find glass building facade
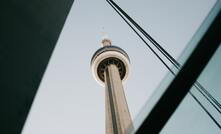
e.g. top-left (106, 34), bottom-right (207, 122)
top-left (133, 1), bottom-right (221, 133)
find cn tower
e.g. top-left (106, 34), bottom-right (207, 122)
top-left (91, 38), bottom-right (134, 134)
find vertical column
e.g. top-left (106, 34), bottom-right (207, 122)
top-left (106, 87), bottom-right (114, 134)
top-left (105, 64), bottom-right (134, 134)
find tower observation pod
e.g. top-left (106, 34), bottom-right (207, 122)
top-left (91, 38), bottom-right (134, 134)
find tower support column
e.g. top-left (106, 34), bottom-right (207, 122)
top-left (105, 64), bottom-right (133, 134)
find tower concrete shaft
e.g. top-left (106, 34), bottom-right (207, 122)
top-left (105, 64), bottom-right (133, 134)
top-left (91, 38), bottom-right (133, 134)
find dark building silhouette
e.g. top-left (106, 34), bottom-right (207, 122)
top-left (0, 0), bottom-right (74, 133)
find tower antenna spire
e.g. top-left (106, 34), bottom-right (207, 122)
top-left (101, 28), bottom-right (112, 46)
top-left (101, 38), bottom-right (112, 46)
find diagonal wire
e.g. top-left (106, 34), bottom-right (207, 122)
top-left (106, 0), bottom-right (176, 76)
top-left (190, 92), bottom-right (221, 129)
top-left (106, 0), bottom-right (221, 128)
top-left (106, 0), bottom-right (221, 114)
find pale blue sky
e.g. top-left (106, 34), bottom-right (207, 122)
top-left (22, 0), bottom-right (217, 133)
